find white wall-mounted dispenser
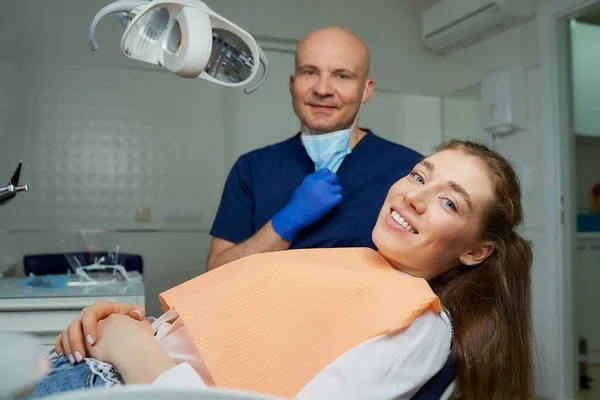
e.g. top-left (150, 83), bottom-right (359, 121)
top-left (481, 65), bottom-right (527, 135)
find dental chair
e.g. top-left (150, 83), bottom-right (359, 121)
top-left (45, 386), bottom-right (280, 400)
top-left (37, 361), bottom-right (456, 400)
top-left (40, 370), bottom-right (456, 400)
top-left (40, 366), bottom-right (456, 400)
top-left (411, 356), bottom-right (456, 400)
top-left (0, 330), bottom-right (455, 400)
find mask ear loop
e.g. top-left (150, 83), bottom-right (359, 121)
top-left (349, 81), bottom-right (370, 132)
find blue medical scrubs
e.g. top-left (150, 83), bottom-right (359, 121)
top-left (210, 130), bottom-right (423, 250)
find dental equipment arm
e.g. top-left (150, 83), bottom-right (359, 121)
top-left (88, 0), bottom-right (269, 94)
top-left (0, 165), bottom-right (34, 399)
top-left (0, 162), bottom-right (29, 206)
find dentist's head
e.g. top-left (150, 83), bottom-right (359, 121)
top-left (289, 27), bottom-right (375, 138)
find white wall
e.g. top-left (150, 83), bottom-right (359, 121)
top-left (217, 0), bottom-right (442, 94)
top-left (441, 84), bottom-right (491, 146)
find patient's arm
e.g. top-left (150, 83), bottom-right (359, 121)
top-left (87, 314), bottom-right (178, 384)
top-left (56, 300), bottom-right (146, 362)
top-left (207, 221), bottom-right (291, 271)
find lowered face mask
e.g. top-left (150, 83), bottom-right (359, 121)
top-left (302, 130), bottom-right (352, 173)
top-left (301, 84), bottom-right (368, 173)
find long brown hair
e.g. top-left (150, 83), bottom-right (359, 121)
top-left (428, 140), bottom-right (534, 399)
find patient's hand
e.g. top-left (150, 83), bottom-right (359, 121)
top-left (55, 300), bottom-right (146, 363)
top-left (86, 314), bottom-right (153, 361)
top-left (88, 314), bottom-right (177, 384)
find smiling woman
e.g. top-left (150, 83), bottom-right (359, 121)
top-left (373, 144), bottom-right (497, 281)
top-left (22, 140), bottom-right (533, 400)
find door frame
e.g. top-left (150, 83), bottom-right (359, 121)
top-left (538, 0), bottom-right (600, 398)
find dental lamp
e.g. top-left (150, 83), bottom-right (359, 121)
top-left (89, 0), bottom-right (269, 94)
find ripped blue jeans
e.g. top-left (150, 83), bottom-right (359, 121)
top-left (16, 354), bottom-right (107, 399)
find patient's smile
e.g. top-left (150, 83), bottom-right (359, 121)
top-left (389, 209), bottom-right (417, 234)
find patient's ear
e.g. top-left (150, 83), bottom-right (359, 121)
top-left (460, 242), bottom-right (495, 266)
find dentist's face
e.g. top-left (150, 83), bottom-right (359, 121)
top-left (289, 27), bottom-right (373, 134)
top-left (372, 150), bottom-right (495, 280)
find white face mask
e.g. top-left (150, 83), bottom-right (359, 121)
top-left (301, 83), bottom-right (368, 173)
top-left (88, 0), bottom-right (268, 94)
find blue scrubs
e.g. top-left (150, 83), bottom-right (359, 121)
top-left (210, 130), bottom-right (423, 249)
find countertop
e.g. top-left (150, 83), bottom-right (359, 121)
top-left (0, 272), bottom-right (144, 299)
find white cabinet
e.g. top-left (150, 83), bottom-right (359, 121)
top-left (576, 234), bottom-right (600, 364)
top-left (0, 278), bottom-right (145, 354)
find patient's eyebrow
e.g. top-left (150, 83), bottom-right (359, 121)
top-left (449, 181), bottom-right (472, 211)
top-left (418, 160), bottom-right (472, 210)
top-left (419, 160), bottom-right (435, 172)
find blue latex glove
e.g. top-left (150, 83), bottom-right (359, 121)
top-left (272, 168), bottom-right (343, 241)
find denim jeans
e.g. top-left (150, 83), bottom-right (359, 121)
top-left (16, 354), bottom-right (107, 399)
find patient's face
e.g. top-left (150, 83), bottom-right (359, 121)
top-left (372, 149), bottom-right (495, 280)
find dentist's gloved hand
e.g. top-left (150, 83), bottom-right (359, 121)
top-left (271, 168), bottom-right (343, 242)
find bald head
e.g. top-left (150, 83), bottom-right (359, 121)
top-left (289, 26), bottom-right (375, 135)
top-left (295, 26), bottom-right (370, 78)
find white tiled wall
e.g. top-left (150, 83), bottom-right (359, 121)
top-left (1, 59), bottom-right (226, 232)
top-left (0, 57), bottom-right (229, 314)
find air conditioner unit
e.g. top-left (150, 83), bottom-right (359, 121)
top-left (421, 0), bottom-right (534, 55)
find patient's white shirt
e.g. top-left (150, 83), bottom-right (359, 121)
top-left (150, 308), bottom-right (452, 400)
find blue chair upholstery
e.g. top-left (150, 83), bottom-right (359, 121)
top-left (23, 252), bottom-right (143, 275)
top-left (411, 356), bottom-right (454, 399)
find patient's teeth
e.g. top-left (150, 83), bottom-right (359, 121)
top-left (390, 210), bottom-right (416, 233)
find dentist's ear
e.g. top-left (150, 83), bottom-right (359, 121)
top-left (362, 78), bottom-right (376, 104)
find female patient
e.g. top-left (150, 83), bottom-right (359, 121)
top-left (27, 140), bottom-right (534, 400)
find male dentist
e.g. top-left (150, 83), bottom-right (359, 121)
top-left (207, 26), bottom-right (422, 271)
